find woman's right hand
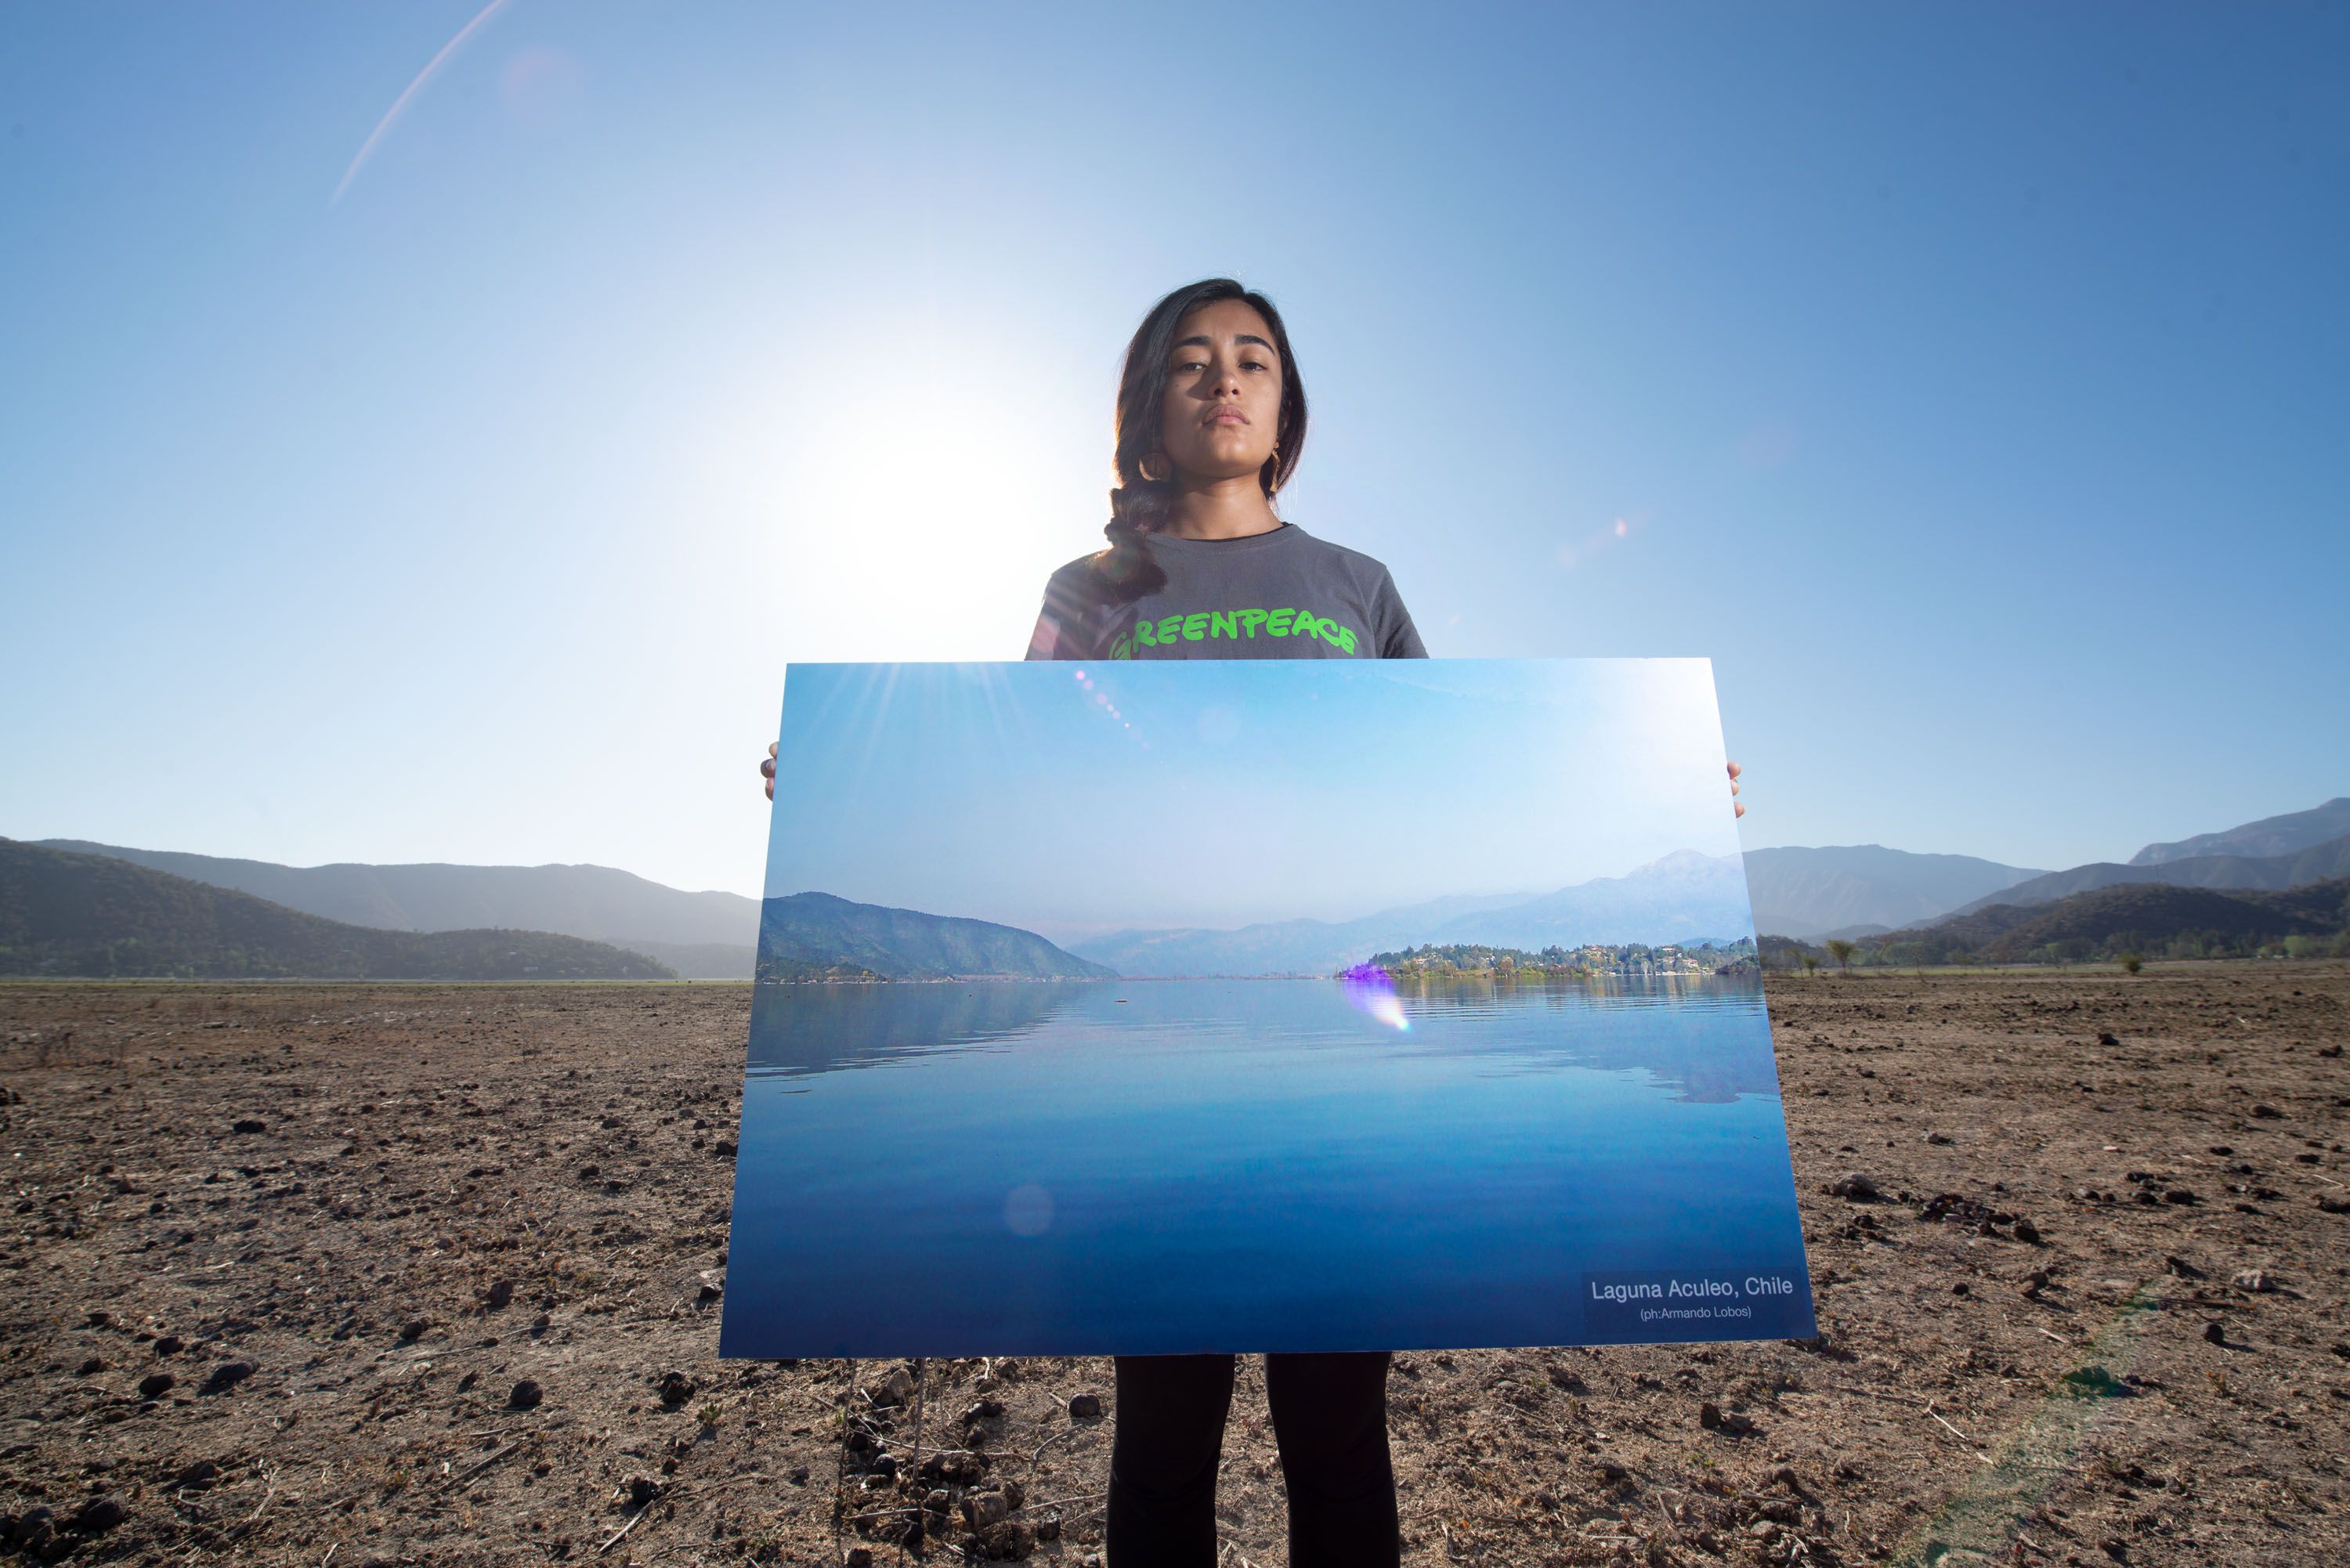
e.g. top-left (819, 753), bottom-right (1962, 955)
top-left (761, 742), bottom-right (777, 801)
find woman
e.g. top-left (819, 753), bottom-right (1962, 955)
top-left (764, 277), bottom-right (1743, 1566)
top-left (1021, 278), bottom-right (1422, 669)
top-left (1031, 279), bottom-right (1413, 1568)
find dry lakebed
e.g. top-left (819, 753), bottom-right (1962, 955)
top-left (0, 963), bottom-right (2343, 1566)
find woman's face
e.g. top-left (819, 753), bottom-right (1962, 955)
top-left (1156, 298), bottom-right (1283, 482)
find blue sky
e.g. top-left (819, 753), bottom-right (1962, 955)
top-left (763, 659), bottom-right (1740, 934)
top-left (2, 4), bottom-right (2344, 896)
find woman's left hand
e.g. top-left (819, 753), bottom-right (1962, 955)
top-left (1728, 760), bottom-right (1745, 819)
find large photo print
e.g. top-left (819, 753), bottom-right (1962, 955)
top-left (719, 658), bottom-right (1814, 1358)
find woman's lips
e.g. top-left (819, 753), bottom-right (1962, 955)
top-left (1208, 410), bottom-right (1247, 425)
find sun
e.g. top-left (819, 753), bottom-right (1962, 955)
top-left (682, 316), bottom-right (1102, 662)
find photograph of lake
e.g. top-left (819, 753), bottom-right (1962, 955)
top-left (718, 659), bottom-right (1817, 1358)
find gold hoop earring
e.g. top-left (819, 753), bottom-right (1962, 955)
top-left (1137, 450), bottom-right (1171, 482)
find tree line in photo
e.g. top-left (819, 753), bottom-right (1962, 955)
top-left (1351, 938), bottom-right (1759, 981)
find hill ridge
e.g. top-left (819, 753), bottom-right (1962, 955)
top-left (1741, 844), bottom-right (2045, 939)
top-left (758, 891), bottom-right (1116, 982)
top-left (1946, 833), bottom-right (2350, 918)
top-left (1, 840), bottom-right (675, 981)
top-left (33, 840), bottom-right (757, 949)
top-left (1778, 876), bottom-right (2350, 966)
top-left (2129, 797), bottom-right (2350, 866)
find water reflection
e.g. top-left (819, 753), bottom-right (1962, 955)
top-left (1386, 974), bottom-right (1773, 1104)
top-left (744, 981), bottom-right (1083, 1080)
top-left (744, 975), bottom-right (1777, 1104)
top-left (724, 971), bottom-right (1810, 1357)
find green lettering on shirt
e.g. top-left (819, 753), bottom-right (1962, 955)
top-left (1110, 605), bottom-right (1365, 656)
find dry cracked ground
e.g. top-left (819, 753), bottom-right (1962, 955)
top-left (0, 963), bottom-right (2344, 1567)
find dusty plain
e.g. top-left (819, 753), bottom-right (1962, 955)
top-left (0, 963), bottom-right (2344, 1567)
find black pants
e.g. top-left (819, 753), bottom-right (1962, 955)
top-left (1104, 1351), bottom-right (1398, 1568)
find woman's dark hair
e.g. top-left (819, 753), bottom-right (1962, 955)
top-left (1093, 278), bottom-right (1307, 600)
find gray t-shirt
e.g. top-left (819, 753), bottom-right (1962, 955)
top-left (1023, 521), bottom-right (1427, 662)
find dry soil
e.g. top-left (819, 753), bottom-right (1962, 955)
top-left (0, 963), bottom-right (2344, 1566)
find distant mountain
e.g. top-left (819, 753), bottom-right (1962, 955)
top-left (1069, 851), bottom-right (1756, 977)
top-left (2130, 798), bottom-right (2350, 866)
top-left (1944, 833), bottom-right (2350, 916)
top-left (0, 840), bottom-right (674, 981)
top-left (1068, 915), bottom-right (1386, 981)
top-left (758, 891), bottom-right (1116, 982)
top-left (617, 941), bottom-right (757, 981)
top-left (1895, 876), bottom-right (2350, 964)
top-left (1429, 849), bottom-right (1753, 948)
top-left (35, 840), bottom-right (757, 972)
top-left (1742, 844), bottom-right (2044, 939)
top-left (1055, 889), bottom-right (1535, 981)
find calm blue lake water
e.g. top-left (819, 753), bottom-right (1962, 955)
top-left (718, 977), bottom-right (1815, 1358)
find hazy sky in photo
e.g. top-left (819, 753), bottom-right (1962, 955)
top-left (2, 4), bottom-right (2344, 895)
top-left (762, 659), bottom-right (1740, 933)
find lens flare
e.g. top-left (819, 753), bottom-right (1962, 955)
top-left (1072, 668), bottom-right (1142, 743)
top-left (1003, 1183), bottom-right (1054, 1237)
top-left (332, 0), bottom-right (520, 205)
top-left (1340, 963), bottom-right (1410, 1031)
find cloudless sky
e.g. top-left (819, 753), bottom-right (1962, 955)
top-left (765, 659), bottom-right (1740, 935)
top-left (3, 3), bottom-right (2344, 896)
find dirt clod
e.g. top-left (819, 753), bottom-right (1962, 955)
top-left (71, 1494), bottom-right (127, 1534)
top-left (201, 1359), bottom-right (255, 1393)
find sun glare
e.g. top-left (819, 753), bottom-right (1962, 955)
top-left (688, 321), bottom-right (1097, 663)
top-left (1340, 963), bottom-right (1412, 1031)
